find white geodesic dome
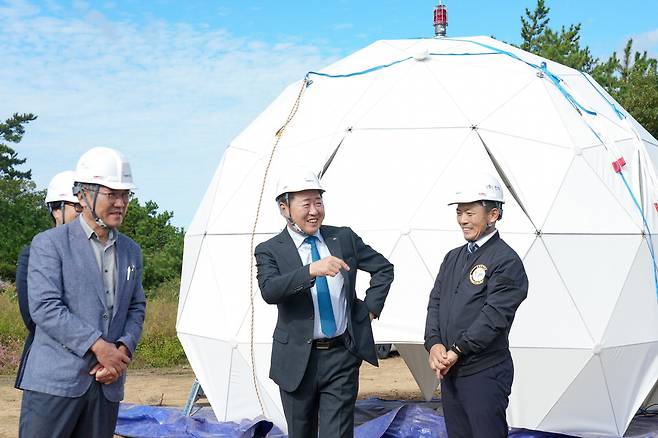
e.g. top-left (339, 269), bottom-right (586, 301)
top-left (177, 36), bottom-right (658, 437)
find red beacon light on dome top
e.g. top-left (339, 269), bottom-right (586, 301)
top-left (434, 1), bottom-right (448, 37)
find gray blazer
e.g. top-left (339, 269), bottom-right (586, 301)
top-left (22, 219), bottom-right (146, 402)
top-left (255, 225), bottom-right (394, 392)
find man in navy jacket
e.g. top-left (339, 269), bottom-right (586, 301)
top-left (424, 173), bottom-right (528, 438)
top-left (14, 170), bottom-right (82, 390)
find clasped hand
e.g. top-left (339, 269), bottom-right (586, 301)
top-left (428, 344), bottom-right (459, 379)
top-left (89, 339), bottom-right (131, 385)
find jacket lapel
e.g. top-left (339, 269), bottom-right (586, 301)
top-left (70, 220), bottom-right (106, 307)
top-left (275, 228), bottom-right (314, 308)
top-left (321, 226), bottom-right (344, 261)
top-left (275, 228), bottom-right (303, 269)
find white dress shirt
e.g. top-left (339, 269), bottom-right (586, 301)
top-left (287, 227), bottom-right (347, 339)
top-left (470, 228), bottom-right (498, 248)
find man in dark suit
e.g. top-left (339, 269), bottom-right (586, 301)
top-left (14, 170), bottom-right (83, 390)
top-left (424, 173), bottom-right (528, 438)
top-left (255, 169), bottom-right (394, 438)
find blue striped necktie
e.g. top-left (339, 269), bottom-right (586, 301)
top-left (305, 236), bottom-right (337, 337)
top-left (467, 241), bottom-right (479, 254)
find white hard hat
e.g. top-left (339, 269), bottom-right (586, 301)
top-left (45, 170), bottom-right (78, 204)
top-left (275, 169), bottom-right (324, 201)
top-left (448, 173), bottom-right (505, 205)
top-left (74, 147), bottom-right (136, 190)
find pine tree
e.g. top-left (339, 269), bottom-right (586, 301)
top-left (0, 113), bottom-right (37, 180)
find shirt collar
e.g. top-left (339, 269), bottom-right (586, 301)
top-left (78, 214), bottom-right (117, 243)
top-left (286, 226), bottom-right (323, 249)
top-left (472, 228), bottom-right (498, 248)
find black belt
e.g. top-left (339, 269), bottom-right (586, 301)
top-left (312, 333), bottom-right (346, 350)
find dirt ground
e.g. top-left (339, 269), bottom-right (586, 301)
top-left (0, 355), bottom-right (431, 437)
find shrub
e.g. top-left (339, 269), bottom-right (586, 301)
top-left (146, 277), bottom-right (181, 302)
top-left (132, 282), bottom-right (187, 369)
top-left (0, 286), bottom-right (27, 374)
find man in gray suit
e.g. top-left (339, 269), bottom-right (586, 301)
top-left (19, 147), bottom-right (146, 438)
top-left (255, 169), bottom-right (394, 438)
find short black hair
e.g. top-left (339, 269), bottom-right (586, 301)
top-left (482, 200), bottom-right (503, 220)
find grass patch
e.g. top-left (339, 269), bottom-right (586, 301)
top-left (0, 278), bottom-right (187, 374)
top-left (132, 285), bottom-right (187, 368)
top-left (0, 284), bottom-right (27, 374)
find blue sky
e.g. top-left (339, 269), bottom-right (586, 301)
top-left (1, 0), bottom-right (657, 228)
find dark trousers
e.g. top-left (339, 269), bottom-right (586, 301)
top-left (441, 357), bottom-right (514, 438)
top-left (19, 381), bottom-right (119, 438)
top-left (279, 342), bottom-right (362, 438)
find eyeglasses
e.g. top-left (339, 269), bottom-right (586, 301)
top-left (64, 202), bottom-right (84, 213)
top-left (89, 189), bottom-right (135, 203)
top-left (50, 201), bottom-right (83, 213)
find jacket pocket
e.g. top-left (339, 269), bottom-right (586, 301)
top-left (349, 299), bottom-right (377, 365)
top-left (272, 327), bottom-right (289, 344)
top-left (352, 299), bottom-right (370, 322)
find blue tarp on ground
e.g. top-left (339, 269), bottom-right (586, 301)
top-left (115, 399), bottom-right (658, 438)
top-left (115, 404), bottom-right (282, 438)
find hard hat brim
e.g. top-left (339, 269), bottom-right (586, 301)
top-left (102, 182), bottom-right (137, 190)
top-left (75, 178), bottom-right (136, 191)
top-left (45, 194), bottom-right (79, 203)
top-left (447, 197), bottom-right (505, 205)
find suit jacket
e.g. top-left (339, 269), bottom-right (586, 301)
top-left (14, 244), bottom-right (34, 389)
top-left (424, 232), bottom-right (528, 376)
top-left (22, 219), bottom-right (146, 402)
top-left (255, 225), bottom-right (394, 392)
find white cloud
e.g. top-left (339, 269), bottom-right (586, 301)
top-left (629, 28), bottom-right (658, 57)
top-left (0, 1), bottom-right (343, 227)
top-left (0, 0), bottom-right (39, 18)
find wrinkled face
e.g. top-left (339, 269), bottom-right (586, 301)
top-left (79, 185), bottom-right (131, 229)
top-left (280, 189), bottom-right (325, 235)
top-left (456, 201), bottom-right (499, 241)
top-left (51, 202), bottom-right (83, 226)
